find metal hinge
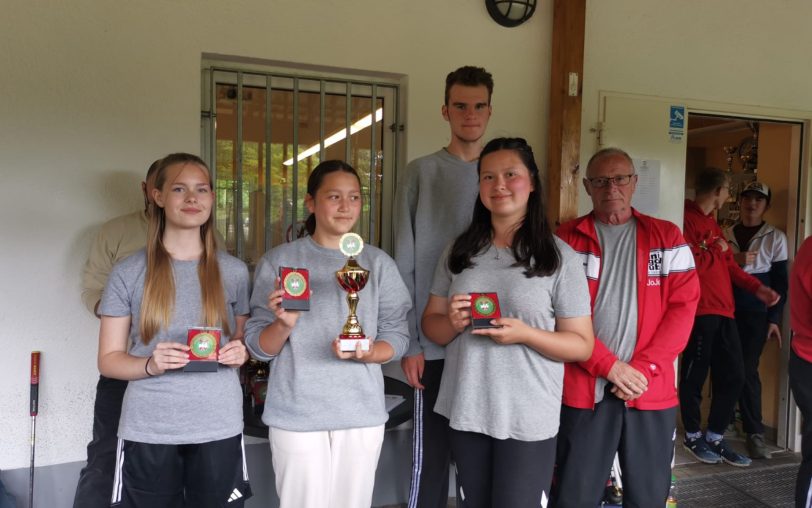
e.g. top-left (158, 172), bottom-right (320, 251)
top-left (590, 121), bottom-right (604, 147)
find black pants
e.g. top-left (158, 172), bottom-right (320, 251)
top-left (408, 359), bottom-right (450, 508)
top-left (679, 315), bottom-right (745, 435)
top-left (449, 429), bottom-right (555, 508)
top-left (73, 375), bottom-right (127, 508)
top-left (111, 434), bottom-right (251, 507)
top-left (736, 310), bottom-right (770, 435)
top-left (552, 393), bottom-right (676, 508)
top-left (789, 349), bottom-right (812, 507)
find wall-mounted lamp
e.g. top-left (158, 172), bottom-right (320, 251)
top-left (485, 0), bottom-right (537, 27)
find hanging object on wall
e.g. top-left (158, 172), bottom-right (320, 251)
top-left (485, 0), bottom-right (537, 27)
top-left (738, 121), bottom-right (759, 174)
top-left (723, 145), bottom-right (737, 172)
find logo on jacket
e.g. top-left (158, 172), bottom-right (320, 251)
top-left (648, 250), bottom-right (662, 274)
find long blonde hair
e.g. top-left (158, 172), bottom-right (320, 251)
top-left (139, 153), bottom-right (230, 344)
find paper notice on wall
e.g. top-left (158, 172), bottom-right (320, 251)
top-left (631, 159), bottom-right (660, 216)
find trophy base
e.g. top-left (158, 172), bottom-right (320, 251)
top-left (183, 360), bottom-right (219, 372)
top-left (339, 337), bottom-right (370, 352)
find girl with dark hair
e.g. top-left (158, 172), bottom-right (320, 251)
top-left (422, 138), bottom-right (594, 507)
top-left (244, 160), bottom-right (411, 508)
top-left (98, 153), bottom-right (252, 507)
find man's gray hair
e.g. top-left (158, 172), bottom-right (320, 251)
top-left (585, 147), bottom-right (634, 176)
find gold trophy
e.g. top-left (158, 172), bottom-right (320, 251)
top-left (723, 145), bottom-right (737, 172)
top-left (336, 232), bottom-right (370, 352)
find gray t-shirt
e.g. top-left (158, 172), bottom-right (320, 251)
top-left (430, 238), bottom-right (591, 441)
top-left (593, 219), bottom-right (639, 402)
top-left (100, 249), bottom-right (250, 444)
top-left (393, 149), bottom-right (480, 360)
top-left (244, 236), bottom-right (411, 432)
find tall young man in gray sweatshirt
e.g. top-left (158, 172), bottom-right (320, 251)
top-left (394, 65), bottom-right (493, 508)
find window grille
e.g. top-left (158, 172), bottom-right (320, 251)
top-left (201, 65), bottom-right (402, 270)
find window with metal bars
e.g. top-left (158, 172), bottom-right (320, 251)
top-left (201, 64), bottom-right (402, 270)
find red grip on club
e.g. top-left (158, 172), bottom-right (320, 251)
top-left (30, 351), bottom-right (40, 416)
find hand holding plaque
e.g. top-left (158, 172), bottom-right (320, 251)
top-left (184, 327), bottom-right (221, 372)
top-left (336, 233), bottom-right (370, 352)
top-left (280, 267), bottom-right (310, 311)
top-left (469, 292), bottom-right (502, 329)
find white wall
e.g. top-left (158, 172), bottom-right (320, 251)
top-left (0, 0), bottom-right (551, 470)
top-left (579, 0), bottom-right (812, 215)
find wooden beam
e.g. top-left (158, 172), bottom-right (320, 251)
top-left (547, 0), bottom-right (586, 226)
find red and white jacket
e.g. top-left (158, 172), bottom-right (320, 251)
top-left (683, 199), bottom-right (762, 318)
top-left (791, 236), bottom-right (812, 363)
top-left (556, 209), bottom-right (700, 410)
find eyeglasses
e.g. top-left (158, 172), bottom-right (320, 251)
top-left (586, 174), bottom-right (635, 188)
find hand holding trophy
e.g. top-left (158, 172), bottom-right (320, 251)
top-left (336, 232), bottom-right (370, 352)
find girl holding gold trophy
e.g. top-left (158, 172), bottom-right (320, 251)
top-left (97, 153), bottom-right (252, 507)
top-left (422, 138), bottom-right (594, 508)
top-left (244, 160), bottom-right (411, 508)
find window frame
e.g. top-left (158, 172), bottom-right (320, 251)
top-left (200, 58), bottom-right (405, 263)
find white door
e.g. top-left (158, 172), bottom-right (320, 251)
top-left (598, 92), bottom-right (688, 228)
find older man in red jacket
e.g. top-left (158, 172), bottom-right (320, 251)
top-left (553, 148), bottom-right (699, 508)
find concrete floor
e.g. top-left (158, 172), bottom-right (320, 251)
top-left (376, 434), bottom-right (802, 508)
top-left (670, 432), bottom-right (800, 507)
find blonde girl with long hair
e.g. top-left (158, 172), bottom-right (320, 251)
top-left (98, 153), bottom-right (252, 507)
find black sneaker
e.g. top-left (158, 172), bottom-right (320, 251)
top-left (708, 438), bottom-right (752, 467)
top-left (747, 433), bottom-right (770, 459)
top-left (683, 435), bottom-right (722, 464)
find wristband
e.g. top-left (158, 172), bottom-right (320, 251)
top-left (144, 356), bottom-right (155, 377)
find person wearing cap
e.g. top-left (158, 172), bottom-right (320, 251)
top-left (723, 180), bottom-right (788, 459)
top-left (680, 167), bottom-right (781, 468)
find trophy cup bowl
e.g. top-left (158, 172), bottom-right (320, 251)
top-left (336, 233), bottom-right (370, 352)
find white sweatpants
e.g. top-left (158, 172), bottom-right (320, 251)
top-left (268, 424), bottom-right (385, 508)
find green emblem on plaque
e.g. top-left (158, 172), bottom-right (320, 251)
top-left (474, 295), bottom-right (496, 316)
top-left (284, 271), bottom-right (307, 297)
top-left (339, 232), bottom-right (364, 258)
top-left (190, 332), bottom-right (217, 358)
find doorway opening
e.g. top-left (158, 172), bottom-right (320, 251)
top-left (682, 112), bottom-right (804, 456)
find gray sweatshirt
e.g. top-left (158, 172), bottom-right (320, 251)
top-left (393, 149), bottom-right (480, 360)
top-left (100, 250), bottom-right (249, 444)
top-left (244, 236), bottom-right (411, 431)
top-left (431, 240), bottom-right (592, 441)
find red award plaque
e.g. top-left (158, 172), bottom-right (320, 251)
top-left (184, 327), bottom-right (221, 372)
top-left (280, 267), bottom-right (310, 311)
top-left (469, 292), bottom-right (502, 329)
